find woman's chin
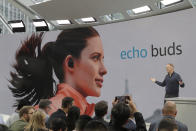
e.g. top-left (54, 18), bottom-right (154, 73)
top-left (90, 91), bottom-right (101, 97)
top-left (95, 93), bottom-right (101, 97)
top-left (86, 87), bottom-right (101, 97)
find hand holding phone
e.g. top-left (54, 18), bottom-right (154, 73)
top-left (115, 96), bottom-right (130, 104)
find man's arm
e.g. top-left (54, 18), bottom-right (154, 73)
top-left (151, 76), bottom-right (166, 87)
top-left (134, 112), bottom-right (147, 131)
top-left (177, 74), bottom-right (185, 88)
top-left (179, 81), bottom-right (185, 88)
top-left (128, 96), bottom-right (147, 131)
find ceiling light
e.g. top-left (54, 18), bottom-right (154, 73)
top-left (9, 22), bottom-right (24, 28)
top-left (33, 20), bottom-right (47, 27)
top-left (33, 19), bottom-right (49, 31)
top-left (132, 6), bottom-right (151, 14)
top-left (160, 0), bottom-right (183, 6)
top-left (56, 20), bottom-right (71, 25)
top-left (75, 17), bottom-right (97, 24)
top-left (81, 17), bottom-right (96, 22)
top-left (8, 20), bottom-right (25, 33)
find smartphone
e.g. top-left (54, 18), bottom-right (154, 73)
top-left (115, 96), bottom-right (130, 104)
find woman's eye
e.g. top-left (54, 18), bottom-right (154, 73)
top-left (92, 56), bottom-right (99, 61)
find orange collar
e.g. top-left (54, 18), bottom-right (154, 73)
top-left (48, 83), bottom-right (95, 116)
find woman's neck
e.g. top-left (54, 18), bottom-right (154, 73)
top-left (64, 78), bottom-right (87, 98)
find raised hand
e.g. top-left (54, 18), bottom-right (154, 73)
top-left (150, 78), bottom-right (156, 83)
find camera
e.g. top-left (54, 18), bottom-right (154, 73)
top-left (115, 96), bottom-right (130, 104)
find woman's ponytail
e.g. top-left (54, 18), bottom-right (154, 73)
top-left (9, 33), bottom-right (55, 107)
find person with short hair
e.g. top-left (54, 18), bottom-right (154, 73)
top-left (110, 103), bottom-right (130, 131)
top-left (6, 100), bottom-right (31, 127)
top-left (84, 120), bottom-right (108, 131)
top-left (151, 64), bottom-right (185, 103)
top-left (158, 118), bottom-right (178, 131)
top-left (61, 97), bottom-right (74, 110)
top-left (38, 99), bottom-right (52, 123)
top-left (50, 118), bottom-right (67, 131)
top-left (9, 106), bottom-right (35, 131)
top-left (75, 115), bottom-right (92, 131)
top-left (149, 101), bottom-right (188, 131)
top-left (39, 99), bottom-right (52, 114)
top-left (66, 106), bottom-right (80, 131)
top-left (93, 100), bottom-right (108, 126)
top-left (47, 97), bottom-right (74, 129)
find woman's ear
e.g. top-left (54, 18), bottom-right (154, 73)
top-left (63, 55), bottom-right (74, 73)
top-left (68, 58), bottom-right (74, 68)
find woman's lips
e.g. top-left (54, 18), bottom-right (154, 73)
top-left (95, 78), bottom-right (103, 87)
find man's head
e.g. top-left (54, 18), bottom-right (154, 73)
top-left (19, 106), bottom-right (35, 122)
top-left (111, 103), bottom-right (130, 127)
top-left (166, 64), bottom-right (174, 74)
top-left (158, 118), bottom-right (178, 131)
top-left (67, 106), bottom-right (80, 121)
top-left (75, 115), bottom-right (92, 131)
top-left (38, 99), bottom-right (52, 114)
top-left (84, 120), bottom-right (108, 131)
top-left (95, 100), bottom-right (108, 118)
top-left (162, 101), bottom-right (177, 117)
top-left (50, 118), bottom-right (67, 131)
top-left (62, 97), bottom-right (74, 109)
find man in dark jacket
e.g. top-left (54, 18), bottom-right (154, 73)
top-left (93, 100), bottom-right (108, 126)
top-left (47, 97), bottom-right (74, 128)
top-left (158, 118), bottom-right (178, 131)
top-left (151, 64), bottom-right (185, 103)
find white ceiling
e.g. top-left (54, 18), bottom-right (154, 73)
top-left (30, 0), bottom-right (193, 29)
top-left (30, 0), bottom-right (191, 19)
top-left (5, 0), bottom-right (195, 30)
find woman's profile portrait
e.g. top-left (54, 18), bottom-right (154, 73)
top-left (9, 27), bottom-right (107, 116)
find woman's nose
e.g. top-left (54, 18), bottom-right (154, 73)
top-left (99, 63), bottom-right (107, 76)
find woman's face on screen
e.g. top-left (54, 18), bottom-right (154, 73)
top-left (72, 36), bottom-right (107, 97)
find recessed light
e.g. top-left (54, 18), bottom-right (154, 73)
top-left (75, 17), bottom-right (97, 24)
top-left (33, 20), bottom-right (47, 27)
top-left (8, 20), bottom-right (25, 33)
top-left (132, 5), bottom-right (151, 14)
top-left (33, 19), bottom-right (49, 31)
top-left (81, 17), bottom-right (96, 22)
top-left (160, 0), bottom-right (183, 6)
top-left (56, 20), bottom-right (71, 25)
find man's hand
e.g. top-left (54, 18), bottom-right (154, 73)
top-left (179, 81), bottom-right (183, 85)
top-left (112, 99), bottom-right (118, 106)
top-left (179, 81), bottom-right (184, 88)
top-left (150, 78), bottom-right (156, 83)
